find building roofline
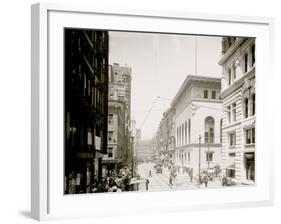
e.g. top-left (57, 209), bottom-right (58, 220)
top-left (171, 75), bottom-right (221, 107)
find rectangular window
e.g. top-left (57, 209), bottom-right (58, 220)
top-left (88, 80), bottom-right (91, 96)
top-left (227, 169), bottom-right (235, 178)
top-left (210, 128), bottom-right (214, 143)
top-left (233, 66), bottom-right (236, 80)
top-left (227, 106), bottom-right (231, 123)
top-left (204, 90), bottom-right (208, 99)
top-left (245, 128), bottom-right (255, 145)
top-left (185, 121), bottom-right (187, 144)
top-left (108, 114), bottom-right (114, 125)
top-left (228, 69), bottom-right (232, 85)
top-left (211, 90), bottom-right (216, 99)
top-left (188, 152), bottom-right (190, 162)
top-left (108, 131), bottom-right (113, 143)
top-left (188, 119), bottom-right (191, 144)
top-left (245, 153), bottom-right (255, 181)
top-left (108, 147), bottom-right (113, 158)
top-left (232, 103), bottom-right (236, 122)
top-left (246, 129), bottom-right (251, 144)
top-left (205, 128), bottom-right (214, 144)
top-left (87, 130), bottom-right (92, 145)
top-left (251, 45), bottom-right (255, 67)
top-left (252, 128), bottom-right (255, 143)
top-left (229, 132), bottom-right (236, 147)
top-left (83, 73), bottom-right (87, 96)
top-left (244, 53), bottom-right (248, 73)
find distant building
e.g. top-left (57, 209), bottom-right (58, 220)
top-left (102, 100), bottom-right (126, 176)
top-left (135, 139), bottom-right (154, 161)
top-left (109, 63), bottom-right (132, 130)
top-left (155, 107), bottom-right (176, 165)
top-left (64, 29), bottom-right (109, 194)
top-left (102, 63), bottom-right (132, 174)
top-left (171, 75), bottom-right (222, 176)
top-left (135, 129), bottom-right (141, 146)
top-left (219, 37), bottom-right (255, 184)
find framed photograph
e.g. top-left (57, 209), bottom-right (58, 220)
top-left (31, 2), bottom-right (274, 221)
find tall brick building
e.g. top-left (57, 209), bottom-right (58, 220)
top-left (64, 29), bottom-right (109, 194)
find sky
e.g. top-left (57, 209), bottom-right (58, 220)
top-left (109, 31), bottom-right (222, 140)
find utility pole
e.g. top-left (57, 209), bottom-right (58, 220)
top-left (198, 135), bottom-right (201, 184)
top-left (131, 136), bottom-right (134, 177)
top-left (207, 132), bottom-right (210, 169)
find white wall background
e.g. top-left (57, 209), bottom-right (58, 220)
top-left (0, 0), bottom-right (279, 223)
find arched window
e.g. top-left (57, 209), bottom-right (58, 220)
top-left (244, 98), bottom-right (249, 118)
top-left (205, 116), bottom-right (215, 144)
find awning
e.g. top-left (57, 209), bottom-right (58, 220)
top-left (129, 178), bottom-right (148, 185)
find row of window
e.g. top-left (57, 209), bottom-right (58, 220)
top-left (226, 94), bottom-right (255, 124)
top-left (176, 152), bottom-right (191, 163)
top-left (227, 44), bottom-right (255, 86)
top-left (66, 114), bottom-right (104, 150)
top-left (203, 90), bottom-right (217, 100)
top-left (228, 127), bottom-right (255, 147)
top-left (176, 116), bottom-right (219, 147)
top-left (176, 119), bottom-right (191, 147)
top-left (175, 151), bottom-right (214, 163)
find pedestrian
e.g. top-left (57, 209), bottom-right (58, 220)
top-left (202, 172), bottom-right (208, 188)
top-left (149, 170), bottom-right (152, 177)
top-left (146, 179), bottom-right (149, 191)
top-left (222, 175), bottom-right (227, 186)
top-left (169, 174), bottom-right (173, 186)
top-left (189, 168), bottom-right (193, 182)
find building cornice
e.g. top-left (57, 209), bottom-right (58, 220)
top-left (176, 143), bottom-right (222, 150)
top-left (171, 75), bottom-right (221, 107)
top-left (220, 67), bottom-right (255, 100)
top-left (218, 38), bottom-right (247, 65)
top-left (192, 98), bottom-right (222, 104)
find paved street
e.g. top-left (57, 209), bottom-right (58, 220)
top-left (136, 162), bottom-right (223, 192)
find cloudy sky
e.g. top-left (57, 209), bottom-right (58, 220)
top-left (109, 31), bottom-right (222, 140)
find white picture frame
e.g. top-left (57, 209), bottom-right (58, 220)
top-left (31, 2), bottom-right (275, 221)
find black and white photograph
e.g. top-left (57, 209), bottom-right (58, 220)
top-left (64, 29), bottom-right (256, 194)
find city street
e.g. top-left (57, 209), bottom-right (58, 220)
top-left (136, 162), bottom-right (223, 192)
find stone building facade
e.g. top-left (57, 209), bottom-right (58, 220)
top-left (102, 63), bottom-right (132, 175)
top-left (219, 37), bottom-right (256, 185)
top-left (171, 75), bottom-right (222, 176)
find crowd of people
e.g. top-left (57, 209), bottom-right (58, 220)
top-left (91, 167), bottom-right (132, 193)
